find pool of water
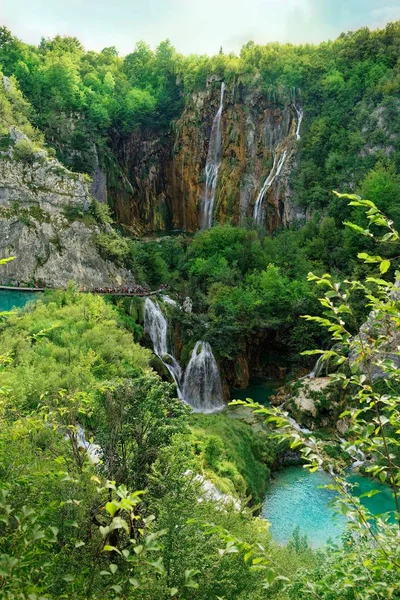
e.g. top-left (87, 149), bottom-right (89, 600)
top-left (231, 377), bottom-right (281, 406)
top-left (0, 290), bottom-right (40, 312)
top-left (263, 466), bottom-right (396, 547)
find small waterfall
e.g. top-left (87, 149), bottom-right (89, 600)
top-left (200, 82), bottom-right (225, 229)
top-left (309, 355), bottom-right (325, 378)
top-left (145, 300), bottom-right (224, 413)
top-left (253, 150), bottom-right (288, 224)
top-left (144, 298), bottom-right (183, 397)
top-left (294, 105), bottom-right (303, 141)
top-left (76, 426), bottom-right (102, 464)
top-left (162, 294), bottom-right (177, 307)
top-left (182, 341), bottom-right (224, 413)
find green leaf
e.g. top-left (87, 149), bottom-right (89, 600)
top-left (380, 260), bottom-right (390, 274)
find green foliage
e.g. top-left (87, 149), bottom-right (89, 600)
top-left (95, 231), bottom-right (130, 264)
top-left (234, 195), bottom-right (400, 598)
top-left (90, 200), bottom-right (113, 225)
top-left (13, 137), bottom-right (41, 163)
top-left (189, 413), bottom-right (276, 503)
top-left (0, 69), bottom-right (43, 144)
top-left (0, 289), bottom-right (150, 412)
top-left (0, 284), bottom-right (304, 600)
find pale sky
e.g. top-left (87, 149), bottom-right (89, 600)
top-left (1, 0), bottom-right (399, 55)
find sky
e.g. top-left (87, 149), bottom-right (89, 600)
top-left (1, 0), bottom-right (400, 56)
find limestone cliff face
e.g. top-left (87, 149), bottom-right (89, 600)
top-left (109, 82), bottom-right (305, 234)
top-left (0, 139), bottom-right (134, 287)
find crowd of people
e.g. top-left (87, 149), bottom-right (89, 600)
top-left (84, 283), bottom-right (168, 296)
top-left (1, 281), bottom-right (169, 296)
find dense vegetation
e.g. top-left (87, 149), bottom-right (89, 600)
top-left (1, 22), bottom-right (400, 373)
top-left (1, 22), bottom-right (400, 210)
top-left (1, 200), bottom-right (400, 598)
top-left (0, 285), bottom-right (314, 599)
top-left (1, 18), bottom-right (400, 599)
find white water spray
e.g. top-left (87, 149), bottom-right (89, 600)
top-left (253, 150), bottom-right (288, 224)
top-left (144, 298), bottom-right (183, 397)
top-left (145, 300), bottom-right (224, 412)
top-left (182, 341), bottom-right (224, 413)
top-left (294, 105), bottom-right (303, 141)
top-left (200, 83), bottom-right (225, 229)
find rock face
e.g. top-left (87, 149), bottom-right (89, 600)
top-left (108, 83), bottom-right (306, 234)
top-left (0, 142), bottom-right (134, 288)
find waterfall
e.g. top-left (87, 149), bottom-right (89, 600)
top-left (144, 298), bottom-right (183, 398)
top-left (294, 105), bottom-right (303, 141)
top-left (76, 426), bottom-right (102, 464)
top-left (145, 300), bottom-right (224, 413)
top-left (162, 294), bottom-right (177, 307)
top-left (200, 82), bottom-right (225, 229)
top-left (309, 355), bottom-right (325, 378)
top-left (253, 150), bottom-right (288, 224)
top-left (183, 341), bottom-right (224, 413)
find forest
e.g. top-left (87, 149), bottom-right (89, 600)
top-left (0, 19), bottom-right (399, 600)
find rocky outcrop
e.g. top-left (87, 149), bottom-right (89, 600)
top-left (109, 82), bottom-right (306, 234)
top-left (0, 137), bottom-right (134, 288)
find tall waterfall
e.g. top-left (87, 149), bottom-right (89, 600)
top-left (182, 341), bottom-right (224, 413)
top-left (294, 105), bottom-right (303, 141)
top-left (253, 150), bottom-right (288, 224)
top-left (200, 82), bottom-right (225, 229)
top-left (144, 298), bottom-right (183, 398)
top-left (145, 300), bottom-right (224, 413)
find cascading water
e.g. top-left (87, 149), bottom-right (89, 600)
top-left (144, 298), bottom-right (183, 397)
top-left (200, 82), bottom-right (225, 229)
top-left (309, 355), bottom-right (325, 378)
top-left (182, 341), bottom-right (224, 413)
top-left (253, 150), bottom-right (288, 224)
top-left (144, 300), bottom-right (224, 413)
top-left (294, 104), bottom-right (303, 141)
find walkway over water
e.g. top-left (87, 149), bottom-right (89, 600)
top-left (0, 285), bottom-right (165, 297)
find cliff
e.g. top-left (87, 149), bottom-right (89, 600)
top-left (0, 129), bottom-right (134, 288)
top-left (108, 82), bottom-right (305, 234)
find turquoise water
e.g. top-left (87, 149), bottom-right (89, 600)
top-left (0, 290), bottom-right (40, 312)
top-left (231, 377), bottom-right (281, 405)
top-left (263, 466), bottom-right (396, 547)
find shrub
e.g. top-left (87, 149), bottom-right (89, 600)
top-left (13, 138), bottom-right (40, 164)
top-left (95, 231), bottom-right (130, 264)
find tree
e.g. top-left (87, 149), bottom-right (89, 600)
top-left (94, 375), bottom-right (189, 490)
top-left (234, 194), bottom-right (400, 598)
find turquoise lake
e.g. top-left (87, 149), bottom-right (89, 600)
top-left (0, 290), bottom-right (40, 312)
top-left (263, 466), bottom-right (396, 547)
top-left (231, 377), bottom-right (281, 405)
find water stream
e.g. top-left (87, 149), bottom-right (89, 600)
top-left (144, 298), bottom-right (224, 413)
top-left (182, 341), bottom-right (225, 413)
top-left (294, 105), bottom-right (303, 141)
top-left (200, 82), bottom-right (225, 229)
top-left (144, 298), bottom-right (183, 397)
top-left (253, 150), bottom-right (287, 224)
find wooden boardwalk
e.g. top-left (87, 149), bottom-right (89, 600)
top-left (0, 285), bottom-right (163, 297)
